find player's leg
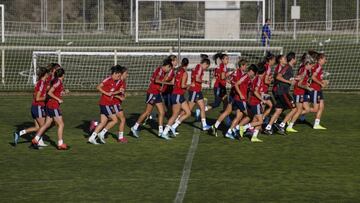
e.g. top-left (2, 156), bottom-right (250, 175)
top-left (131, 104), bottom-right (154, 138)
top-left (53, 115), bottom-right (67, 150)
top-left (116, 110), bottom-right (127, 143)
top-left (263, 99), bottom-right (273, 124)
top-left (225, 109), bottom-right (242, 139)
top-left (211, 102), bottom-right (232, 137)
top-left (251, 115), bottom-right (263, 142)
top-left (197, 98), bottom-right (210, 131)
top-left (88, 107), bottom-right (109, 144)
top-left (155, 101), bottom-right (167, 138)
top-left (98, 113), bottom-right (118, 144)
top-left (287, 95), bottom-right (303, 132)
top-left (32, 116), bottom-right (53, 146)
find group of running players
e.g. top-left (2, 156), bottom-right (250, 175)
top-left (13, 50), bottom-right (329, 149)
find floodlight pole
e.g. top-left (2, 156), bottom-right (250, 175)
top-left (135, 0), bottom-right (139, 42)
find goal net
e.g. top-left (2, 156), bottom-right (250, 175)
top-left (0, 46), bottom-right (283, 91)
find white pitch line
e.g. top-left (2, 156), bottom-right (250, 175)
top-left (174, 126), bottom-right (200, 203)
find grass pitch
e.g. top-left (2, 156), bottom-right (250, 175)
top-left (0, 93), bottom-right (359, 202)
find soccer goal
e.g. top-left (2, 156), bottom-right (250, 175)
top-left (135, 0), bottom-right (266, 42)
top-left (29, 46), bottom-right (283, 90)
top-left (0, 4), bottom-right (4, 43)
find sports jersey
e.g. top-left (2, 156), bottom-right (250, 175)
top-left (249, 75), bottom-right (264, 105)
top-left (99, 76), bottom-right (118, 106)
top-left (233, 73), bottom-right (251, 101)
top-left (310, 63), bottom-right (324, 91)
top-left (46, 78), bottom-right (64, 109)
top-left (189, 64), bottom-right (204, 93)
top-left (172, 67), bottom-right (187, 95)
top-left (32, 79), bottom-right (47, 106)
top-left (113, 80), bottom-right (126, 105)
top-left (275, 64), bottom-right (293, 95)
top-left (293, 65), bottom-right (310, 95)
top-left (214, 63), bottom-right (227, 88)
top-left (161, 68), bottom-right (175, 94)
top-left (229, 69), bottom-right (244, 97)
top-left (147, 66), bottom-right (166, 94)
top-left (263, 63), bottom-right (272, 93)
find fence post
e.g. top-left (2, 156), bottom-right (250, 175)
top-left (357, 0), bottom-right (359, 43)
top-left (177, 18), bottom-right (181, 61)
top-left (61, 0), bottom-right (64, 41)
top-left (1, 49), bottom-right (4, 84)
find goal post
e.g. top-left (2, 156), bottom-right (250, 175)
top-left (0, 4), bottom-right (4, 43)
top-left (135, 0), bottom-right (266, 42)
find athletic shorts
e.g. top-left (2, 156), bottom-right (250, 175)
top-left (309, 90), bottom-right (324, 104)
top-left (228, 95), bottom-right (234, 104)
top-left (293, 94), bottom-right (310, 104)
top-left (275, 93), bottom-right (295, 110)
top-left (171, 94), bottom-right (186, 105)
top-left (232, 100), bottom-right (247, 112)
top-left (145, 93), bottom-right (162, 105)
top-left (100, 105), bottom-right (115, 117)
top-left (31, 105), bottom-right (46, 119)
top-left (249, 104), bottom-right (263, 115)
top-left (162, 93), bottom-right (172, 107)
top-left (46, 107), bottom-right (62, 118)
top-left (112, 104), bottom-right (123, 113)
top-left (214, 86), bottom-right (227, 98)
top-left (188, 91), bottom-right (204, 102)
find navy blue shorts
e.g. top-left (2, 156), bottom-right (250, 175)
top-left (232, 100), bottom-right (247, 112)
top-left (162, 93), bottom-right (172, 107)
top-left (171, 94), bottom-right (186, 105)
top-left (294, 94), bottom-right (310, 104)
top-left (100, 105), bottom-right (115, 117)
top-left (31, 105), bottom-right (46, 119)
top-left (228, 95), bottom-right (234, 104)
top-left (188, 91), bottom-right (204, 102)
top-left (249, 104), bottom-right (263, 115)
top-left (113, 104), bottom-right (123, 113)
top-left (46, 108), bottom-right (62, 118)
top-left (214, 86), bottom-right (227, 98)
top-left (145, 93), bottom-right (163, 105)
top-left (309, 90), bottom-right (324, 104)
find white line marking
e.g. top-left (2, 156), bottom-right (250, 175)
top-left (174, 126), bottom-right (200, 203)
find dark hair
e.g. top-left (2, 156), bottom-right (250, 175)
top-left (286, 52), bottom-right (296, 63)
top-left (167, 55), bottom-right (177, 61)
top-left (37, 67), bottom-right (49, 80)
top-left (308, 49), bottom-right (319, 60)
top-left (276, 54), bottom-right (285, 64)
top-left (257, 64), bottom-right (265, 74)
top-left (248, 64), bottom-right (258, 74)
top-left (111, 65), bottom-right (122, 74)
top-left (201, 58), bottom-right (210, 65)
top-left (162, 58), bottom-right (173, 67)
top-left (265, 18), bottom-right (271, 23)
top-left (265, 52), bottom-right (275, 62)
top-left (54, 68), bottom-right (65, 78)
top-left (47, 63), bottom-right (61, 72)
top-left (213, 52), bottom-right (228, 65)
top-left (119, 65), bottom-right (128, 74)
top-left (316, 53), bottom-right (325, 61)
top-left (181, 58), bottom-right (189, 67)
top-left (238, 58), bottom-right (248, 67)
top-left (200, 54), bottom-right (208, 60)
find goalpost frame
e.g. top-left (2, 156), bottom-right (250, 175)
top-left (135, 0), bottom-right (266, 42)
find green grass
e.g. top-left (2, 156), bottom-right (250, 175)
top-left (0, 93), bottom-right (360, 202)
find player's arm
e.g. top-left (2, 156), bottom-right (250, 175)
top-left (234, 79), bottom-right (245, 100)
top-left (181, 72), bottom-right (189, 89)
top-left (276, 70), bottom-right (294, 85)
top-left (48, 86), bottom-right (63, 103)
top-left (35, 90), bottom-right (46, 102)
top-left (311, 71), bottom-right (327, 88)
top-left (264, 72), bottom-right (272, 85)
top-left (96, 82), bottom-right (111, 96)
top-left (297, 72), bottom-right (313, 91)
top-left (254, 86), bottom-right (264, 103)
top-left (195, 69), bottom-right (203, 83)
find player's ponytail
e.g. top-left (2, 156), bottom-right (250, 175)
top-left (201, 58), bottom-right (210, 65)
top-left (276, 54), bottom-right (284, 64)
top-left (200, 54), bottom-right (208, 60)
top-left (181, 58), bottom-right (189, 67)
top-left (213, 52), bottom-right (227, 65)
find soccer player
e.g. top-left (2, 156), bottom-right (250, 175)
top-left (88, 65), bottom-right (123, 144)
top-left (31, 68), bottom-right (68, 150)
top-left (309, 53), bottom-right (329, 129)
top-left (111, 66), bottom-right (129, 143)
top-left (264, 52), bottom-right (297, 135)
top-left (287, 53), bottom-right (315, 132)
top-left (130, 58), bottom-right (173, 139)
top-left (161, 55), bottom-right (177, 113)
top-left (182, 56), bottom-right (211, 131)
top-left (246, 64), bottom-right (267, 142)
top-left (211, 58), bottom-right (248, 137)
top-left (207, 53), bottom-right (229, 111)
top-left (262, 53), bottom-right (276, 124)
top-left (14, 67), bottom-right (49, 146)
top-left (225, 64), bottom-right (258, 140)
top-left (162, 58), bottom-right (191, 137)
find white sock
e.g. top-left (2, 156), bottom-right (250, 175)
top-left (89, 132), bottom-right (97, 140)
top-left (253, 129), bottom-right (259, 138)
top-left (314, 119), bottom-right (320, 126)
top-left (288, 122), bottom-right (294, 128)
top-left (34, 135), bottom-right (41, 141)
top-left (175, 115), bottom-right (181, 123)
top-left (205, 106), bottom-right (209, 111)
top-left (19, 130), bottom-right (26, 136)
top-left (99, 128), bottom-right (108, 137)
top-left (244, 123), bottom-right (252, 130)
top-left (163, 125), bottom-right (170, 135)
top-left (235, 125), bottom-right (240, 131)
top-left (265, 124), bottom-right (272, 130)
top-left (118, 132), bottom-right (124, 139)
top-left (280, 122), bottom-right (286, 128)
top-left (159, 125), bottom-right (163, 134)
top-left (58, 139), bottom-right (63, 146)
top-left (201, 118), bottom-right (207, 127)
top-left (227, 128), bottom-right (233, 134)
top-left (172, 120), bottom-right (181, 129)
top-left (133, 122), bottom-right (140, 130)
top-left (214, 121), bottom-right (221, 128)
